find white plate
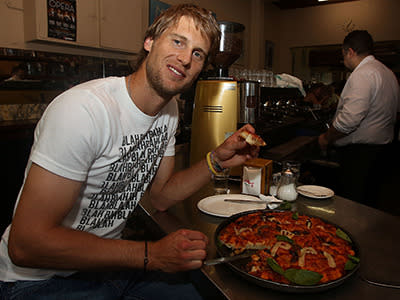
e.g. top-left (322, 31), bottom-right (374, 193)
top-left (197, 194), bottom-right (266, 218)
top-left (296, 185), bottom-right (334, 199)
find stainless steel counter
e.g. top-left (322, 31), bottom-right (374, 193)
top-left (140, 182), bottom-right (400, 299)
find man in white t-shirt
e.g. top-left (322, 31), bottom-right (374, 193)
top-left (0, 4), bottom-right (260, 299)
top-left (318, 30), bottom-right (400, 207)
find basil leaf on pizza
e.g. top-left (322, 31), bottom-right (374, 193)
top-left (336, 228), bottom-right (352, 243)
top-left (284, 269), bottom-right (323, 286)
top-left (267, 258), bottom-right (285, 275)
top-left (276, 235), bottom-right (294, 244)
top-left (344, 254), bottom-right (360, 271)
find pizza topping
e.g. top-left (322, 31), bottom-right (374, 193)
top-left (345, 255), bottom-right (360, 271)
top-left (246, 242), bottom-right (267, 250)
top-left (306, 219), bottom-right (312, 229)
top-left (267, 258), bottom-right (323, 286)
top-left (268, 216), bottom-right (291, 225)
top-left (280, 230), bottom-right (295, 239)
top-left (284, 268), bottom-right (323, 286)
top-left (323, 251), bottom-right (336, 268)
top-left (239, 130), bottom-right (266, 146)
top-left (250, 265), bottom-right (261, 272)
top-left (336, 228), bottom-right (352, 243)
top-left (218, 211), bottom-right (359, 285)
top-left (298, 247), bottom-right (317, 267)
top-left (234, 227), bottom-right (252, 235)
top-left (276, 235), bottom-right (294, 245)
top-left (271, 241), bottom-right (292, 257)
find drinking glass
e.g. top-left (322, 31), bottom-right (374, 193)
top-left (213, 168), bottom-right (230, 194)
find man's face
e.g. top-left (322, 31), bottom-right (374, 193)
top-left (144, 16), bottom-right (211, 98)
top-left (342, 48), bottom-right (353, 70)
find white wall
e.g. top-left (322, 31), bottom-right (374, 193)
top-left (0, 0), bottom-right (257, 63)
top-left (3, 0), bottom-right (398, 74)
top-left (265, 0), bottom-right (400, 73)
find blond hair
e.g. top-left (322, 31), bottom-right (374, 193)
top-left (132, 4), bottom-right (220, 70)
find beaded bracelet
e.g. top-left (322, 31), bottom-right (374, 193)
top-left (210, 151), bottom-right (224, 172)
top-left (144, 240), bottom-right (149, 271)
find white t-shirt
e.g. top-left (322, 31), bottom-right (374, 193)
top-left (0, 76), bottom-right (178, 281)
top-left (333, 55), bottom-right (400, 146)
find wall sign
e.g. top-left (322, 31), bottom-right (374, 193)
top-left (47, 0), bottom-right (76, 41)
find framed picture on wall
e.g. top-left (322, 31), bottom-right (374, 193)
top-left (149, 0), bottom-right (170, 25)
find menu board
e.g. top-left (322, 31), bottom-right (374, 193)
top-left (47, 0), bottom-right (76, 41)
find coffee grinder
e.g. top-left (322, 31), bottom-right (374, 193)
top-left (190, 21), bottom-right (245, 166)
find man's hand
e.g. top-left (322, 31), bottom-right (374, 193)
top-left (318, 132), bottom-right (329, 151)
top-left (318, 126), bottom-right (347, 152)
top-left (148, 229), bottom-right (208, 272)
top-left (148, 124), bottom-right (262, 211)
top-left (212, 124), bottom-right (260, 169)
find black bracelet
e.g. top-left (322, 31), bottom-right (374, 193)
top-left (144, 240), bottom-right (149, 271)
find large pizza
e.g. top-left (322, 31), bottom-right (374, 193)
top-left (217, 210), bottom-right (360, 288)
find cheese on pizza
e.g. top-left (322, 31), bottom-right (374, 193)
top-left (239, 130), bottom-right (266, 146)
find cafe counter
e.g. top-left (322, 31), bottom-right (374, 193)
top-left (139, 182), bottom-right (400, 300)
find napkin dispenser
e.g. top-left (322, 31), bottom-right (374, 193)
top-left (241, 158), bottom-right (273, 196)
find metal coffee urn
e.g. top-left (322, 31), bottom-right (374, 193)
top-left (190, 21), bottom-right (245, 166)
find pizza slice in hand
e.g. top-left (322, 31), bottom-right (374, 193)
top-left (239, 130), bottom-right (266, 146)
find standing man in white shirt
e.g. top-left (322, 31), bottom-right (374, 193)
top-left (318, 30), bottom-right (400, 207)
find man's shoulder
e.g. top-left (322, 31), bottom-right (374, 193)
top-left (70, 76), bottom-right (123, 92)
top-left (359, 56), bottom-right (391, 73)
top-left (55, 77), bottom-right (124, 105)
top-left (354, 56), bottom-right (396, 82)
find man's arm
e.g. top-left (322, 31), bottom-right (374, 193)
top-left (8, 163), bottom-right (207, 272)
top-left (8, 163), bottom-right (148, 270)
top-left (147, 156), bottom-right (210, 211)
top-left (148, 124), bottom-right (259, 211)
top-left (318, 125), bottom-right (347, 151)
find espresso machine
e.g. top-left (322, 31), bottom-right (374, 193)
top-left (190, 21), bottom-right (245, 167)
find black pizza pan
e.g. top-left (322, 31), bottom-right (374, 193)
top-left (214, 209), bottom-right (360, 293)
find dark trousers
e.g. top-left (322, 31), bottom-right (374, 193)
top-left (0, 269), bottom-right (205, 300)
top-left (334, 143), bottom-right (394, 208)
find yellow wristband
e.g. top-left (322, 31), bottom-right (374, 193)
top-left (206, 151), bottom-right (219, 175)
top-left (210, 151), bottom-right (224, 172)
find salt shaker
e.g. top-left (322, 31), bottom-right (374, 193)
top-left (277, 169), bottom-right (298, 201)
